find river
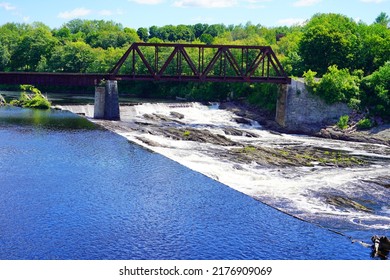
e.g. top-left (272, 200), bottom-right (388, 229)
top-left (0, 91), bottom-right (389, 260)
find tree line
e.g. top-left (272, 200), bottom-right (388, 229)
top-left (0, 12), bottom-right (389, 121)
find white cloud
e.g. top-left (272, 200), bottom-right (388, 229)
top-left (277, 18), bottom-right (306, 26)
top-left (98, 9), bottom-right (125, 16)
top-left (129, 0), bottom-right (165, 4)
top-left (292, 0), bottom-right (321, 7)
top-left (0, 2), bottom-right (16, 11)
top-left (360, 0), bottom-right (385, 3)
top-left (58, 8), bottom-right (92, 19)
top-left (173, 0), bottom-right (238, 8)
top-left (99, 10), bottom-right (113, 16)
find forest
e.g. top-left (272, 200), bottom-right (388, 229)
top-left (0, 12), bottom-right (389, 121)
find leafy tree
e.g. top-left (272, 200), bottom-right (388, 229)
top-left (200, 33), bottom-right (213, 45)
top-left (356, 22), bottom-right (390, 74)
top-left (148, 25), bottom-right (160, 39)
top-left (0, 42), bottom-right (10, 70)
top-left (10, 23), bottom-right (58, 71)
top-left (176, 25), bottom-right (195, 42)
top-left (88, 47), bottom-right (124, 73)
top-left (375, 12), bottom-right (390, 27)
top-left (299, 13), bottom-right (359, 75)
top-left (360, 62), bottom-right (390, 120)
top-left (137, 27), bottom-right (149, 42)
top-left (193, 23), bottom-right (208, 39)
top-left (304, 65), bottom-right (361, 106)
top-left (277, 30), bottom-right (304, 76)
top-left (48, 41), bottom-right (95, 73)
top-left (204, 24), bottom-right (227, 37)
top-left (53, 26), bottom-right (72, 43)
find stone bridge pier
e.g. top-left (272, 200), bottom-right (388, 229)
top-left (275, 79), bottom-right (351, 130)
top-left (94, 80), bottom-right (120, 120)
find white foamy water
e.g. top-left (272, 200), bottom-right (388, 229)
top-left (61, 103), bottom-right (390, 239)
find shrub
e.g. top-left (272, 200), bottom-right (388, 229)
top-left (357, 118), bottom-right (373, 130)
top-left (337, 115), bottom-right (349, 130)
top-left (303, 69), bottom-right (319, 91)
top-left (360, 62), bottom-right (390, 121)
top-left (10, 85), bottom-right (51, 109)
top-left (303, 66), bottom-right (361, 108)
top-left (183, 130), bottom-right (191, 138)
top-left (316, 65), bottom-right (361, 105)
top-left (24, 94), bottom-right (51, 109)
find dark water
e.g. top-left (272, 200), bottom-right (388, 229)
top-left (0, 107), bottom-right (371, 260)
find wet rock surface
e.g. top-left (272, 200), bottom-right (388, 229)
top-left (93, 102), bottom-right (390, 172)
top-left (325, 196), bottom-right (373, 213)
top-left (224, 145), bottom-right (367, 167)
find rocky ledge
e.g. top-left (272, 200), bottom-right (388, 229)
top-left (123, 110), bottom-right (372, 169)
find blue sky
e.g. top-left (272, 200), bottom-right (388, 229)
top-left (0, 0), bottom-right (388, 29)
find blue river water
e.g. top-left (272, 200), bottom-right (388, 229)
top-left (0, 107), bottom-right (372, 260)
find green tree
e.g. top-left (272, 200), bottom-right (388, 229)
top-left (193, 23), bottom-right (208, 39)
top-left (137, 27), bottom-right (149, 42)
top-left (277, 29), bottom-right (304, 76)
top-left (0, 42), bottom-right (10, 70)
top-left (360, 62), bottom-right (390, 120)
top-left (204, 24), bottom-right (227, 37)
top-left (10, 23), bottom-right (58, 71)
top-left (200, 33), bottom-right (213, 45)
top-left (148, 25), bottom-right (160, 39)
top-left (176, 25), bottom-right (195, 42)
top-left (375, 12), bottom-right (390, 27)
top-left (308, 65), bottom-right (361, 106)
top-left (48, 41), bottom-right (95, 73)
top-left (356, 22), bottom-right (390, 74)
top-left (299, 13), bottom-right (359, 75)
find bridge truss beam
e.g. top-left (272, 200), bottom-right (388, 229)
top-left (110, 43), bottom-right (291, 84)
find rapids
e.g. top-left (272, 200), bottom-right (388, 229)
top-left (61, 102), bottom-right (390, 244)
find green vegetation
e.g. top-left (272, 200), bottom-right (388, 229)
top-left (239, 145), bottom-right (257, 153)
top-left (183, 130), bottom-right (191, 138)
top-left (337, 115), bottom-right (350, 130)
top-left (0, 13), bottom-right (389, 120)
top-left (10, 85), bottom-right (51, 109)
top-left (360, 62), bottom-right (390, 120)
top-left (357, 118), bottom-right (373, 130)
top-left (304, 66), bottom-right (361, 107)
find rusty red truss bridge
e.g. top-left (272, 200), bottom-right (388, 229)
top-left (0, 43), bottom-right (291, 86)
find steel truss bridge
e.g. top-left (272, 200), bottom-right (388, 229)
top-left (0, 43), bottom-right (291, 86)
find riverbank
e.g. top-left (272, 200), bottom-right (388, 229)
top-left (220, 101), bottom-right (390, 147)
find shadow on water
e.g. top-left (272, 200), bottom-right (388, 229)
top-left (0, 106), bottom-right (98, 130)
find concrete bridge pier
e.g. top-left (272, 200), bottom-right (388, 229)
top-left (275, 80), bottom-right (352, 130)
top-left (94, 80), bottom-right (120, 120)
top-left (275, 84), bottom-right (288, 127)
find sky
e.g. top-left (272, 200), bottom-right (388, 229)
top-left (0, 0), bottom-right (388, 29)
